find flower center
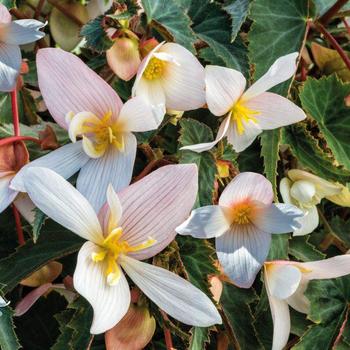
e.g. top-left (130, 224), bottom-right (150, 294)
top-left (67, 110), bottom-right (124, 158)
top-left (231, 202), bottom-right (253, 225)
top-left (143, 57), bottom-right (164, 80)
top-left (91, 227), bottom-right (156, 286)
top-left (230, 101), bottom-right (260, 135)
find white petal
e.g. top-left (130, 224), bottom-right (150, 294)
top-left (298, 255), bottom-right (350, 280)
top-left (23, 167), bottom-right (103, 243)
top-left (73, 242), bottom-right (131, 334)
top-left (0, 43), bottom-right (21, 92)
top-left (159, 43), bottom-right (206, 111)
top-left (265, 263), bottom-right (302, 300)
top-left (104, 184), bottom-right (123, 230)
top-left (290, 180), bottom-right (316, 204)
top-left (180, 116), bottom-right (230, 153)
top-left (117, 96), bottom-right (160, 132)
top-left (10, 141), bottom-right (89, 192)
top-left (286, 278), bottom-right (310, 314)
top-left (205, 65), bottom-right (246, 116)
top-left (279, 177), bottom-right (294, 205)
top-left (13, 193), bottom-right (35, 224)
top-left (244, 92), bottom-right (306, 129)
top-left (219, 172), bottom-right (273, 207)
top-left (252, 203), bottom-right (303, 234)
top-left (120, 255), bottom-right (221, 327)
top-left (293, 206), bottom-right (319, 236)
top-left (242, 52), bottom-right (298, 101)
top-left (0, 175), bottom-right (17, 213)
top-left (176, 205), bottom-right (231, 239)
top-left (216, 224), bottom-right (271, 288)
top-left (77, 134), bottom-right (136, 212)
top-left (0, 4), bottom-right (11, 23)
top-left (2, 20), bottom-right (45, 45)
top-left (264, 266), bottom-right (291, 350)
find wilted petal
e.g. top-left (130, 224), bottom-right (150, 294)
top-left (21, 261), bottom-right (62, 287)
top-left (119, 164), bottom-right (198, 260)
top-left (244, 92), bottom-right (306, 130)
top-left (176, 205), bottom-right (231, 239)
top-left (23, 167), bottom-right (103, 243)
top-left (242, 52), bottom-right (298, 101)
top-left (2, 20), bottom-right (45, 45)
top-left (205, 65), bottom-right (246, 116)
top-left (293, 206), bottom-right (319, 236)
top-left (216, 224), bottom-right (271, 288)
top-left (74, 242), bottom-right (131, 334)
top-left (77, 134), bottom-right (137, 212)
top-left (120, 255), bottom-right (221, 327)
top-left (0, 43), bottom-right (21, 92)
top-left (219, 172), bottom-right (273, 207)
top-left (327, 183), bottom-right (350, 207)
top-left (37, 48), bottom-right (123, 129)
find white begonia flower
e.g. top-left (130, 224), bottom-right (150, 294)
top-left (181, 53), bottom-right (306, 153)
top-left (264, 255), bottom-right (350, 350)
top-left (132, 42), bottom-right (206, 123)
top-left (176, 172), bottom-right (303, 288)
top-left (11, 48), bottom-right (161, 212)
top-left (280, 169), bottom-right (343, 236)
top-left (0, 4), bottom-right (45, 91)
top-left (22, 165), bottom-right (222, 334)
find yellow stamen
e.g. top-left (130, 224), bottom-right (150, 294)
top-left (231, 101), bottom-right (260, 135)
top-left (231, 202), bottom-right (253, 225)
top-left (143, 57), bottom-right (164, 80)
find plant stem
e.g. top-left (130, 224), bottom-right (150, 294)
top-left (34, 0), bottom-right (46, 19)
top-left (343, 18), bottom-right (350, 36)
top-left (12, 205), bottom-right (25, 246)
top-left (160, 311), bottom-right (174, 350)
top-left (315, 22), bottom-right (350, 70)
top-left (319, 0), bottom-right (349, 25)
top-left (11, 90), bottom-right (20, 136)
top-left (0, 136), bottom-right (41, 147)
top-left (47, 0), bottom-right (84, 26)
top-left (132, 159), bottom-right (172, 183)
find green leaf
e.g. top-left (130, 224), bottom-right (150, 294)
top-left (142, 0), bottom-right (196, 53)
top-left (179, 119), bottom-right (217, 206)
top-left (224, 0), bottom-right (250, 41)
top-left (294, 276), bottom-right (350, 349)
top-left (189, 327), bottom-right (210, 350)
top-left (32, 209), bottom-right (47, 243)
top-left (283, 124), bottom-right (350, 184)
top-left (260, 129), bottom-right (281, 201)
top-left (329, 216), bottom-right (350, 248)
top-left (0, 0), bottom-right (15, 9)
top-left (0, 221), bottom-right (83, 294)
top-left (299, 75), bottom-right (350, 171)
top-left (0, 307), bottom-right (20, 350)
top-left (268, 234), bottom-right (290, 260)
top-left (289, 235), bottom-right (326, 261)
top-left (52, 310), bottom-right (75, 350)
top-left (220, 282), bottom-right (262, 349)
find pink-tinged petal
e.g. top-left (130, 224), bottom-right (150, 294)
top-left (23, 167), bottom-right (103, 243)
top-left (120, 255), bottom-right (221, 327)
top-left (2, 20), bottom-right (45, 45)
top-left (77, 133), bottom-right (136, 212)
top-left (159, 43), bottom-right (205, 111)
top-left (226, 118), bottom-right (262, 152)
top-left (119, 164), bottom-right (198, 260)
top-left (298, 255), bottom-right (350, 280)
top-left (242, 52), bottom-right (299, 101)
top-left (293, 206), bottom-right (319, 236)
top-left (180, 116), bottom-right (230, 153)
top-left (10, 141), bottom-right (89, 192)
top-left (176, 205), bottom-right (231, 239)
top-left (106, 37), bottom-right (141, 81)
top-left (74, 242), bottom-right (131, 334)
top-left (264, 265), bottom-right (291, 350)
top-left (0, 43), bottom-right (21, 92)
top-left (15, 283), bottom-right (52, 316)
top-left (117, 96), bottom-right (160, 132)
top-left (219, 172), bottom-right (273, 207)
top-left (244, 92), bottom-right (306, 130)
top-left (205, 65), bottom-right (246, 116)
top-left (0, 175), bottom-right (17, 213)
top-left (37, 48), bottom-right (123, 129)
top-left (13, 193), bottom-right (35, 224)
top-left (216, 224), bottom-right (271, 288)
top-left (252, 203), bottom-right (303, 234)
top-left (0, 4), bottom-right (11, 23)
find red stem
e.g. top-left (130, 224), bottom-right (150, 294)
top-left (343, 18), bottom-right (350, 36)
top-left (0, 136), bottom-right (41, 147)
top-left (12, 205), bottom-right (25, 245)
top-left (320, 0), bottom-right (349, 25)
top-left (315, 23), bottom-right (350, 70)
top-left (300, 57), bottom-right (307, 81)
top-left (11, 90), bottom-right (20, 136)
top-left (160, 311), bottom-right (174, 350)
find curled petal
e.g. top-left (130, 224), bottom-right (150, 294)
top-left (2, 19), bottom-right (45, 45)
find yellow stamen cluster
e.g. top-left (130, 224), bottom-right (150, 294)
top-left (143, 57), bottom-right (164, 80)
top-left (231, 202), bottom-right (252, 225)
top-left (91, 227), bottom-right (156, 286)
top-left (231, 101), bottom-right (260, 135)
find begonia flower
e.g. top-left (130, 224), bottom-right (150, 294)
top-left (11, 48), bottom-right (159, 211)
top-left (132, 42), bottom-right (206, 123)
top-left (264, 255), bottom-right (350, 350)
top-left (177, 172), bottom-right (303, 288)
top-left (280, 169), bottom-right (346, 236)
top-left (21, 165), bottom-right (221, 333)
top-left (181, 53), bottom-right (306, 153)
top-left (0, 4), bottom-right (45, 91)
